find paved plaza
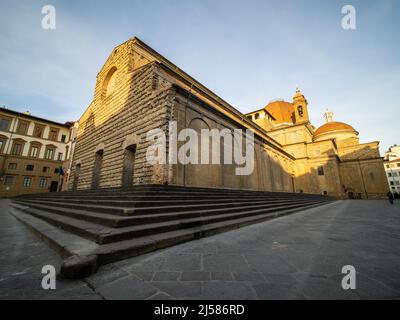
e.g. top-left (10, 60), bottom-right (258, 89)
top-left (1, 199), bottom-right (400, 300)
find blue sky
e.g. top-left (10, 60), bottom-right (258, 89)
top-left (0, 0), bottom-right (399, 152)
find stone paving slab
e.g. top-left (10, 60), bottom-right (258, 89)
top-left (1, 199), bottom-right (400, 299)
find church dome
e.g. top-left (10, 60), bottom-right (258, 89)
top-left (314, 121), bottom-right (358, 141)
top-left (265, 100), bottom-right (295, 125)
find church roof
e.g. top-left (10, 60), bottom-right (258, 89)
top-left (264, 100), bottom-right (295, 125)
top-left (314, 121), bottom-right (357, 137)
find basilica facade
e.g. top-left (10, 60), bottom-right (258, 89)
top-left (68, 37), bottom-right (389, 199)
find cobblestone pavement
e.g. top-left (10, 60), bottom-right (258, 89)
top-left (1, 199), bottom-right (400, 300)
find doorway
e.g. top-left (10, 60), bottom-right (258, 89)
top-left (72, 163), bottom-right (81, 191)
top-left (121, 144), bottom-right (136, 188)
top-left (49, 181), bottom-right (58, 192)
top-left (91, 150), bottom-right (104, 189)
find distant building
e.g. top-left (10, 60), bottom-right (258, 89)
top-left (0, 107), bottom-right (75, 197)
top-left (384, 145), bottom-right (400, 161)
top-left (384, 146), bottom-right (400, 193)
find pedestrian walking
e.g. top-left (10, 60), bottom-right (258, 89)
top-left (387, 192), bottom-right (394, 205)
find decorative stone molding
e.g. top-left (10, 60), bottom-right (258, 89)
top-left (122, 133), bottom-right (140, 150)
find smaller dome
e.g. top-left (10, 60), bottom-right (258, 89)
top-left (314, 121), bottom-right (357, 137)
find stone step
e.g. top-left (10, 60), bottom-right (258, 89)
top-left (16, 185), bottom-right (328, 199)
top-left (14, 195), bottom-right (319, 208)
top-left (21, 193), bottom-right (322, 203)
top-left (12, 198), bottom-right (324, 228)
top-left (11, 200), bottom-right (326, 245)
top-left (15, 197), bottom-right (326, 216)
top-left (10, 185), bottom-right (336, 279)
top-left (95, 201), bottom-right (332, 265)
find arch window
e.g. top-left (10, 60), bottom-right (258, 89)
top-left (103, 67), bottom-right (118, 97)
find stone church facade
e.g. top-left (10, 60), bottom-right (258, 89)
top-left (69, 37), bottom-right (389, 199)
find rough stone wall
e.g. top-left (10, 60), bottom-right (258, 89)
top-left (69, 43), bottom-right (174, 190)
top-left (171, 93), bottom-right (294, 192)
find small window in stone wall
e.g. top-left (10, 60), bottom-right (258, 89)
top-left (8, 163), bottom-right (17, 170)
top-left (318, 166), bottom-right (324, 176)
top-left (39, 178), bottom-right (48, 188)
top-left (4, 176), bottom-right (14, 186)
top-left (23, 177), bottom-right (32, 188)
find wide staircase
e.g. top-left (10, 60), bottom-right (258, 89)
top-left (10, 185), bottom-right (335, 278)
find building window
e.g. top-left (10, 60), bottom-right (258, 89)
top-left (0, 118), bottom-right (11, 131)
top-left (388, 173), bottom-right (392, 177)
top-left (61, 134), bottom-right (66, 142)
top-left (23, 177), bottom-right (32, 188)
top-left (54, 168), bottom-right (60, 174)
top-left (44, 147), bottom-right (55, 160)
top-left (57, 152), bottom-right (63, 161)
top-left (29, 145), bottom-right (40, 158)
top-left (247, 115), bottom-right (252, 120)
top-left (254, 113), bottom-right (260, 120)
top-left (33, 124), bottom-right (45, 138)
top-left (104, 67), bottom-right (117, 97)
top-left (43, 166), bottom-right (50, 173)
top-left (8, 163), bottom-right (17, 170)
top-left (4, 176), bottom-right (14, 186)
top-left (390, 181), bottom-right (394, 186)
top-left (48, 128), bottom-right (59, 141)
top-left (318, 166), bottom-right (325, 176)
top-left (17, 120), bottom-right (29, 135)
top-left (26, 165), bottom-right (34, 171)
top-left (386, 165), bottom-right (390, 168)
top-left (0, 138), bottom-right (6, 153)
top-left (39, 178), bottom-right (48, 189)
top-left (298, 106), bottom-right (304, 117)
top-left (11, 141), bottom-right (24, 156)
top-left (397, 163), bottom-right (400, 168)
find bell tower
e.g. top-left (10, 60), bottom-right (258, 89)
top-left (293, 86), bottom-right (309, 124)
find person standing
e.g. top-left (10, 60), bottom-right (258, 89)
top-left (387, 192), bottom-right (394, 205)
